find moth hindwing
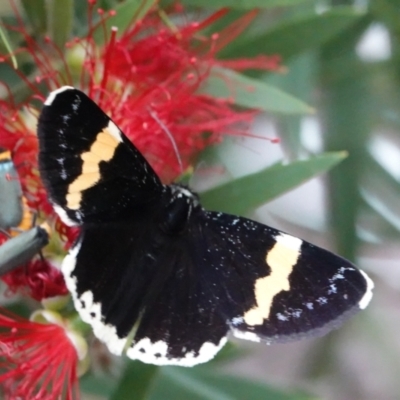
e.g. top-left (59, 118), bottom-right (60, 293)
top-left (37, 86), bottom-right (374, 366)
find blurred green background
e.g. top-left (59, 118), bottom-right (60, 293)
top-left (1, 0), bottom-right (399, 399)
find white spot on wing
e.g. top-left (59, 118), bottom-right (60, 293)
top-left (273, 308), bottom-right (303, 322)
top-left (358, 269), bottom-right (374, 309)
top-left (44, 86), bottom-right (75, 106)
top-left (328, 284), bottom-right (337, 294)
top-left (106, 120), bottom-right (123, 142)
top-left (76, 291), bottom-right (127, 356)
top-left (62, 115), bottom-right (70, 124)
top-left (231, 329), bottom-right (261, 342)
top-left (275, 233), bottom-right (303, 251)
top-left (291, 309), bottom-right (302, 318)
top-left (127, 337), bottom-right (227, 366)
top-left (71, 95), bottom-right (81, 112)
top-left (276, 313), bottom-right (288, 321)
top-left (62, 239), bottom-right (81, 278)
top-left (231, 316), bottom-right (244, 326)
top-left (62, 240), bottom-right (127, 356)
top-left (56, 158), bottom-right (67, 180)
top-left (317, 297), bottom-right (328, 305)
top-left (53, 204), bottom-right (78, 226)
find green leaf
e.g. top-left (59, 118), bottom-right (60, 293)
top-left (319, 16), bottom-right (372, 261)
top-left (0, 22), bottom-right (17, 68)
top-left (361, 156), bottom-right (400, 233)
top-left (149, 368), bottom-right (311, 400)
top-left (46, 0), bottom-right (74, 49)
top-left (267, 52), bottom-right (317, 158)
top-left (202, 68), bottom-right (314, 114)
top-left (180, 0), bottom-right (316, 9)
top-left (110, 360), bottom-right (158, 400)
top-left (369, 1), bottom-right (400, 43)
top-left (92, 0), bottom-right (157, 44)
top-left (5, 301), bottom-right (32, 319)
top-left (206, 341), bottom-right (246, 365)
top-left (359, 200), bottom-right (400, 242)
top-left (80, 372), bottom-right (117, 397)
top-left (21, 0), bottom-right (47, 34)
top-left (200, 152), bottom-right (346, 215)
top-left (220, 7), bottom-right (363, 61)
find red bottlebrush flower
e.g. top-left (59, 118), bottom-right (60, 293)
top-left (0, 232), bottom-right (7, 247)
top-left (2, 258), bottom-right (68, 301)
top-left (0, 2), bottom-right (279, 184)
top-left (0, 0), bottom-right (280, 296)
top-left (0, 309), bottom-right (82, 400)
top-left (88, 9), bottom-right (280, 180)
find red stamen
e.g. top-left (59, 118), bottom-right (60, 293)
top-left (99, 26), bottom-right (118, 103)
top-left (0, 309), bottom-right (80, 400)
top-left (2, 258), bottom-right (68, 301)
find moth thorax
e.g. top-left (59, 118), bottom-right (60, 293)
top-left (170, 185), bottom-right (198, 202)
top-left (161, 185), bottom-right (198, 235)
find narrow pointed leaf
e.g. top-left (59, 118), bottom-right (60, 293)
top-left (361, 157), bottom-right (400, 233)
top-left (320, 16), bottom-right (372, 261)
top-left (80, 373), bottom-right (117, 397)
top-left (0, 22), bottom-right (17, 68)
top-left (203, 68), bottom-right (313, 114)
top-left (149, 368), bottom-right (311, 400)
top-left (221, 7), bottom-right (363, 61)
top-left (110, 361), bottom-right (158, 400)
top-left (21, 0), bottom-right (47, 34)
top-left (46, 0), bottom-right (73, 49)
top-left (200, 152), bottom-right (346, 215)
top-left (46, 0), bottom-right (74, 49)
top-left (268, 52), bottom-right (317, 158)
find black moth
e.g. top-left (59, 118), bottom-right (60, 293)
top-left (37, 86), bottom-right (373, 366)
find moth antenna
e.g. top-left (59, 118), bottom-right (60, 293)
top-left (147, 108), bottom-right (183, 174)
